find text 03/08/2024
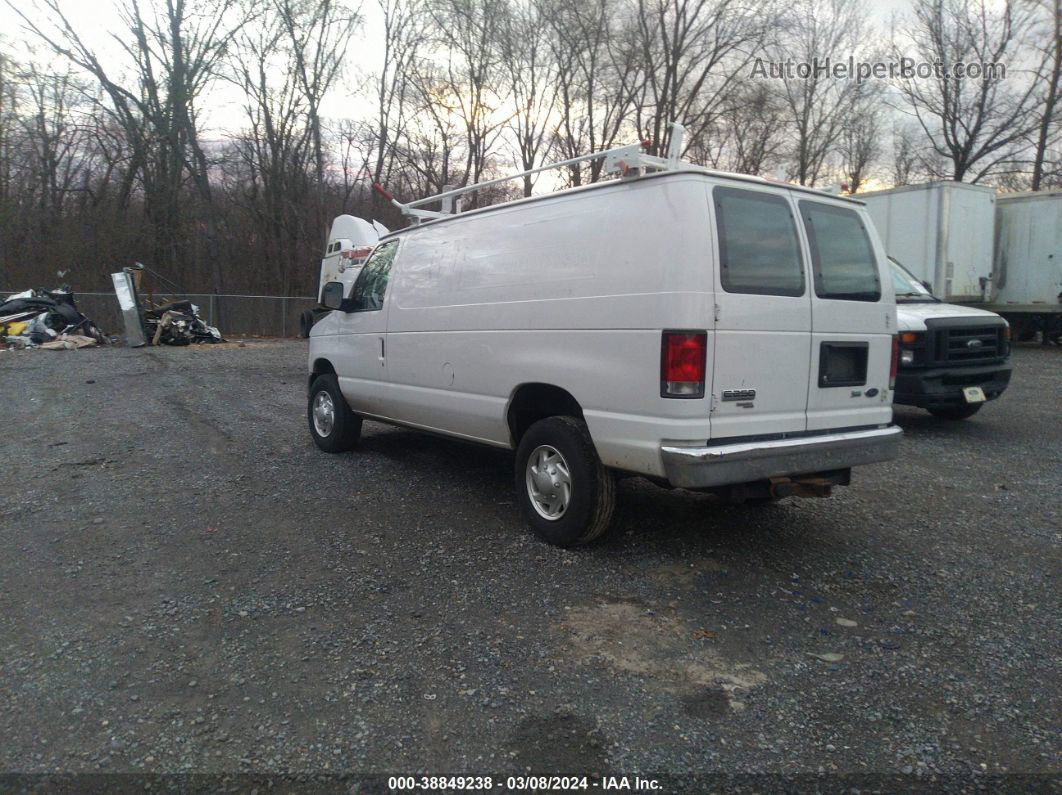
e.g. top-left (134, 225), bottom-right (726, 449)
top-left (387, 776), bottom-right (663, 791)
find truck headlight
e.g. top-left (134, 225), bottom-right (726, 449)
top-left (900, 349), bottom-right (915, 365)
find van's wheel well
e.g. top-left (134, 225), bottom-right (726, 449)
top-left (309, 358), bottom-right (336, 391)
top-left (507, 383), bottom-right (584, 445)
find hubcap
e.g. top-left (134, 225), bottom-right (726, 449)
top-left (525, 445), bottom-right (572, 520)
top-left (312, 390), bottom-right (335, 437)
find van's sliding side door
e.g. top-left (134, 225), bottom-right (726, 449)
top-left (708, 185), bottom-right (812, 439)
top-left (795, 199), bottom-right (894, 432)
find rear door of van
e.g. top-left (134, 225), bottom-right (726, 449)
top-left (708, 184), bottom-right (812, 439)
top-left (795, 198), bottom-right (894, 431)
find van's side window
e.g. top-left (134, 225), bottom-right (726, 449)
top-left (714, 187), bottom-right (804, 297)
top-left (799, 201), bottom-right (881, 302)
top-left (348, 240), bottom-right (399, 311)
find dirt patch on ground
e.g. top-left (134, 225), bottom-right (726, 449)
top-left (563, 600), bottom-right (765, 712)
top-left (648, 557), bottom-right (725, 587)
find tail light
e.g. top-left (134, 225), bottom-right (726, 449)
top-left (889, 334), bottom-right (899, 389)
top-left (661, 331), bottom-right (707, 398)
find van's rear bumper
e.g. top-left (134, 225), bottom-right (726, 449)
top-left (660, 426), bottom-right (903, 489)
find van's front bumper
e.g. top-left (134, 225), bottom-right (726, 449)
top-left (660, 426), bottom-right (903, 489)
top-left (894, 363), bottom-right (1011, 409)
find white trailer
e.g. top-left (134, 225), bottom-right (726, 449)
top-left (859, 181), bottom-right (997, 303)
top-left (990, 190), bottom-right (1062, 342)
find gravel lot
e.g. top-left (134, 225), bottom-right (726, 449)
top-left (0, 341), bottom-right (1058, 791)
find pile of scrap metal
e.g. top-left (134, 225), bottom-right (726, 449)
top-left (111, 266), bottom-right (224, 347)
top-left (0, 288), bottom-right (107, 350)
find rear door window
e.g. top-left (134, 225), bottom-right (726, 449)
top-left (799, 201), bottom-right (881, 301)
top-left (713, 187), bottom-right (804, 296)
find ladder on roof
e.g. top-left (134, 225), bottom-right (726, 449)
top-left (374, 122), bottom-right (687, 224)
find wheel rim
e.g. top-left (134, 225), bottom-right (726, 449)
top-left (525, 444), bottom-right (572, 520)
top-left (312, 390), bottom-right (335, 437)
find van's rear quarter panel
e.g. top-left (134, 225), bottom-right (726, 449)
top-left (384, 176), bottom-right (716, 476)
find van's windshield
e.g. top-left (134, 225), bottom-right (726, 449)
top-left (888, 257), bottom-right (939, 303)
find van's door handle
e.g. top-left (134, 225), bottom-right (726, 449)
top-left (379, 336), bottom-right (385, 364)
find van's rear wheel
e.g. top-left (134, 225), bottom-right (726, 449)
top-left (515, 416), bottom-right (615, 547)
top-left (308, 374), bottom-right (362, 452)
top-left (927, 404), bottom-right (983, 420)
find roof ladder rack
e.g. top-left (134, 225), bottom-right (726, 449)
top-left (375, 122), bottom-right (686, 224)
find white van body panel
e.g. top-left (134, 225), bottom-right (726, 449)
top-left (385, 175), bottom-right (715, 476)
top-left (860, 182), bottom-right (995, 302)
top-left (311, 170), bottom-right (897, 482)
top-left (309, 308), bottom-right (392, 416)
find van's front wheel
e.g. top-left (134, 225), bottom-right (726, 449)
top-left (308, 374), bottom-right (362, 452)
top-left (515, 417), bottom-right (615, 547)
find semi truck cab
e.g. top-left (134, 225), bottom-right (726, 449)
top-left (890, 257), bottom-right (1012, 419)
top-left (298, 215), bottom-right (386, 338)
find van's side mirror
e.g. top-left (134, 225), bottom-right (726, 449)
top-left (321, 281), bottom-right (345, 310)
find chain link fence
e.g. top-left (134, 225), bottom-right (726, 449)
top-left (3, 290), bottom-right (318, 339)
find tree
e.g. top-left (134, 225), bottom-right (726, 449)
top-left (367, 0), bottom-right (423, 216)
top-left (499, 0), bottom-right (559, 196)
top-left (423, 0), bottom-right (509, 200)
top-left (890, 123), bottom-right (920, 187)
top-left (10, 0), bottom-right (246, 291)
top-left (546, 0), bottom-right (642, 185)
top-left (274, 0), bottom-right (360, 188)
top-left (633, 0), bottom-right (769, 160)
top-left (228, 1), bottom-right (316, 295)
top-left (892, 0), bottom-right (1043, 183)
top-left (838, 87), bottom-right (882, 193)
top-left (769, 0), bottom-right (871, 186)
top-left (1030, 0), bottom-right (1062, 191)
top-left (690, 82), bottom-right (786, 175)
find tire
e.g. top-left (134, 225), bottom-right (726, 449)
top-left (308, 374), bottom-right (362, 452)
top-left (927, 403), bottom-right (983, 420)
top-left (515, 416), bottom-right (616, 547)
top-left (299, 309), bottom-right (315, 339)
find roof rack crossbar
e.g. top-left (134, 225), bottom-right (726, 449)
top-left (376, 122), bottom-right (687, 223)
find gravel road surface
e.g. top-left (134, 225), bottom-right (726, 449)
top-left (0, 341), bottom-right (1058, 791)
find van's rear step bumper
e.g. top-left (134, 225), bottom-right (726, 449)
top-left (660, 426), bottom-right (903, 489)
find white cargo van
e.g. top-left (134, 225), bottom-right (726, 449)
top-left (306, 134), bottom-right (902, 546)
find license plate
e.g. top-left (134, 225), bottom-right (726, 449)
top-left (963, 386), bottom-right (986, 403)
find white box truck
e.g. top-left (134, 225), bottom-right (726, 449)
top-left (860, 182), bottom-right (1012, 419)
top-left (860, 181), bottom-right (997, 302)
top-left (304, 126), bottom-right (902, 546)
top-left (990, 190), bottom-right (1062, 344)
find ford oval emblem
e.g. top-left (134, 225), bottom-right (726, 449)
top-left (967, 339), bottom-right (983, 349)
